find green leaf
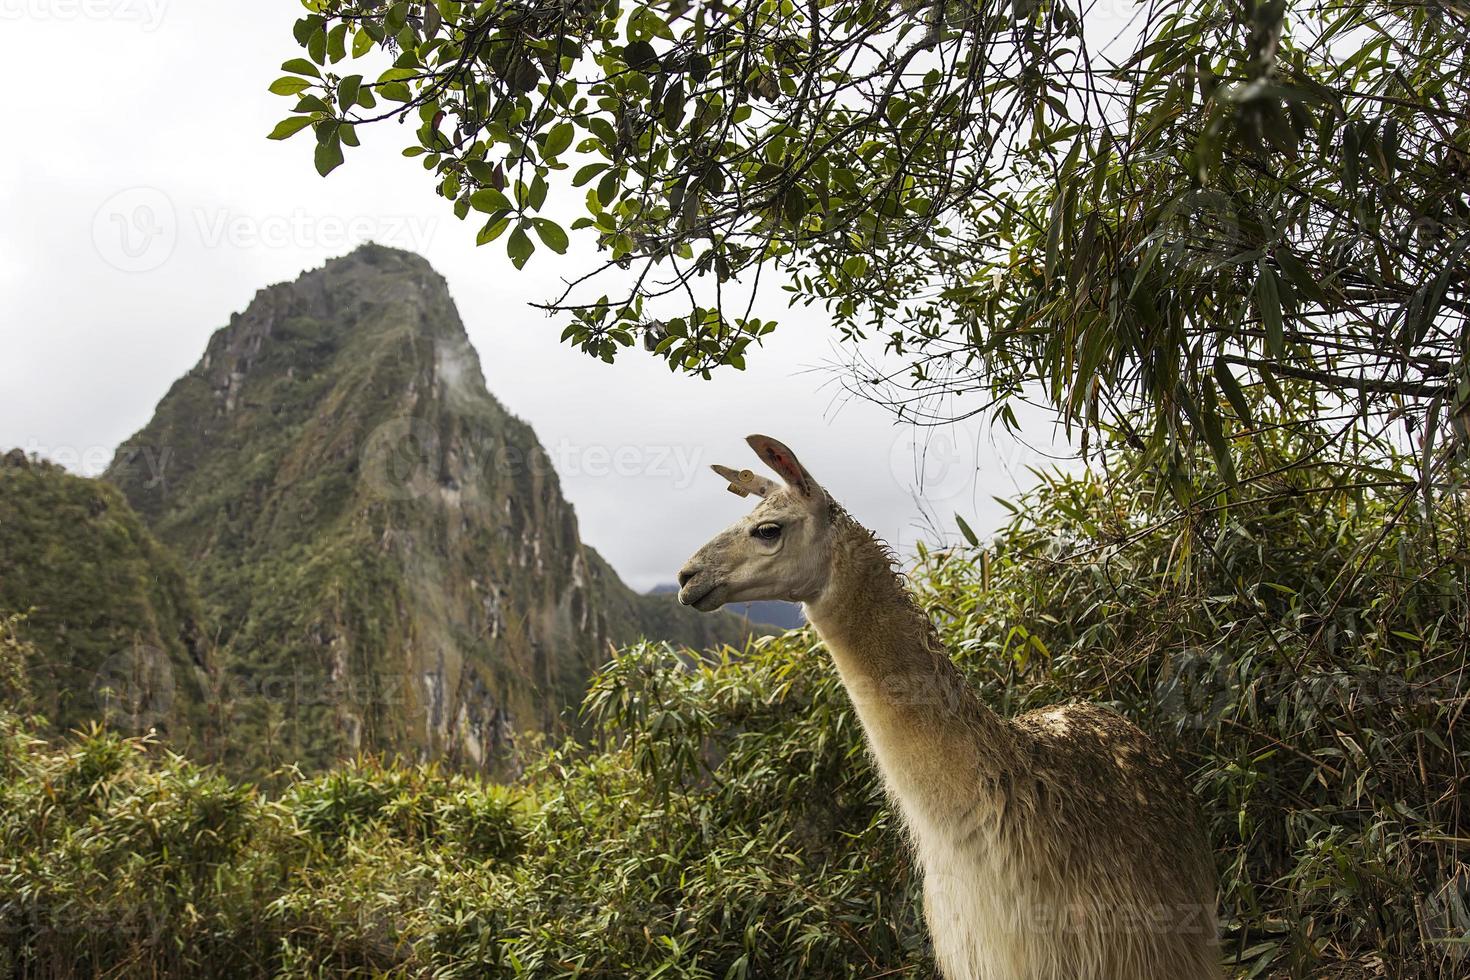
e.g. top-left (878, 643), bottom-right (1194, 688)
top-left (955, 514), bottom-right (979, 547)
top-left (543, 122), bottom-right (575, 159)
top-left (1274, 249), bottom-right (1326, 306)
top-left (507, 224), bottom-right (536, 269)
top-left (623, 40), bottom-right (659, 72)
top-left (532, 218), bottom-right (569, 254)
top-left (572, 163), bottom-right (608, 187)
top-left (662, 80), bottom-right (685, 128)
top-left (267, 116), bottom-right (314, 141)
top-left (477, 213), bottom-right (512, 245)
top-left (1198, 380), bottom-right (1236, 483)
top-left (281, 58), bottom-right (320, 78)
top-left (596, 171), bottom-right (619, 207)
top-left (385, 1), bottom-right (410, 32)
top-left (585, 116), bottom-right (617, 150)
top-left (783, 187), bottom-right (809, 226)
top-left (291, 14), bottom-right (322, 46)
top-left (338, 75), bottom-right (362, 111)
top-left (1257, 265), bottom-right (1284, 358)
top-left (314, 134), bottom-right (345, 176)
top-left (269, 76), bottom-right (313, 96)
top-left (379, 81), bottom-right (413, 102)
top-left (307, 27), bottom-right (327, 65)
top-left (470, 188), bottom-right (512, 213)
top-left (352, 27), bottom-right (374, 58)
top-left (1214, 358), bottom-right (1254, 426)
top-left (327, 22), bottom-right (349, 63)
top-left (295, 94), bottom-right (330, 114)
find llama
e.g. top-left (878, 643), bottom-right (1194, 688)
top-left (676, 435), bottom-right (1221, 980)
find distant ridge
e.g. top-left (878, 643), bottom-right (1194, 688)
top-left (0, 451), bottom-right (216, 750)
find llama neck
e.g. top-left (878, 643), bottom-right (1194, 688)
top-left (803, 514), bottom-right (1021, 830)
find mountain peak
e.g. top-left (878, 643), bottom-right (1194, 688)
top-left (319, 241), bottom-right (445, 285)
top-left (104, 252), bottom-right (751, 775)
top-left (172, 247), bottom-right (476, 421)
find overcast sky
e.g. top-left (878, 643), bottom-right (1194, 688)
top-left (0, 0), bottom-right (1080, 590)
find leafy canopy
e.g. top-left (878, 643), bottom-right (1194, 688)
top-left (274, 0), bottom-right (1469, 473)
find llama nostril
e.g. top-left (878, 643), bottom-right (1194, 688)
top-left (677, 567), bottom-right (698, 588)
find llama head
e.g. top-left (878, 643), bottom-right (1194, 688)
top-left (676, 434), bottom-right (835, 611)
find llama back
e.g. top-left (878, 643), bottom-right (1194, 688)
top-left (923, 702), bottom-right (1220, 980)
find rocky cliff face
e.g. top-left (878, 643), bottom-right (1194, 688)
top-left (105, 245), bottom-right (747, 775)
top-left (0, 451), bottom-right (215, 749)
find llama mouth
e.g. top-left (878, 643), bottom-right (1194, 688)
top-left (680, 584), bottom-right (724, 612)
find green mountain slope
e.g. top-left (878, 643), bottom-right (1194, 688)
top-left (104, 244), bottom-right (748, 774)
top-left (0, 451), bottom-right (215, 749)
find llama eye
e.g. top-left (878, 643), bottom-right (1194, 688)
top-left (752, 523), bottom-right (781, 541)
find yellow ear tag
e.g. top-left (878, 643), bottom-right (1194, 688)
top-left (725, 470), bottom-right (756, 497)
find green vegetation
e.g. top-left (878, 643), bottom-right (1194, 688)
top-left (275, 0), bottom-right (1467, 480)
top-left (0, 454), bottom-right (214, 750)
top-left (4, 438), bottom-right (1464, 977)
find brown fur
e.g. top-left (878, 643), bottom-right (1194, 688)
top-left (678, 437), bottom-right (1221, 979)
top-left (805, 510), bottom-right (1222, 980)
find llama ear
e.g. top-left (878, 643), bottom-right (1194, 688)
top-left (746, 434), bottom-right (817, 498)
top-left (711, 464), bottom-right (778, 498)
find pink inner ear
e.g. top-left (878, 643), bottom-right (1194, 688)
top-left (752, 437), bottom-right (810, 495)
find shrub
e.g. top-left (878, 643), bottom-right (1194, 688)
top-left (0, 439), bottom-right (1464, 978)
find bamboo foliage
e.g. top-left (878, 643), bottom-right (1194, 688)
top-left (2, 435), bottom-right (1464, 977)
